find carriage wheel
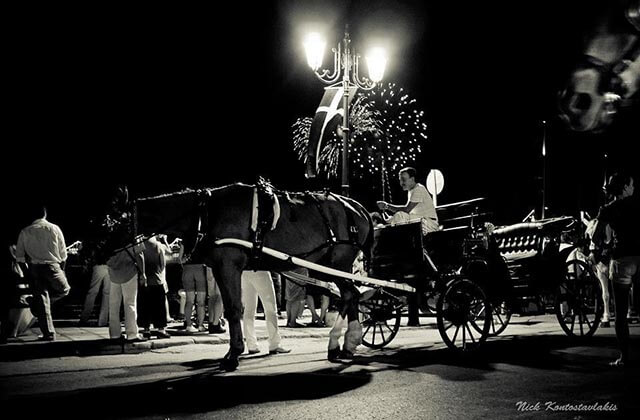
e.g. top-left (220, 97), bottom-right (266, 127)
top-left (437, 278), bottom-right (491, 352)
top-left (555, 259), bottom-right (602, 338)
top-left (469, 299), bottom-right (511, 337)
top-left (488, 300), bottom-right (511, 336)
top-left (359, 290), bottom-right (403, 349)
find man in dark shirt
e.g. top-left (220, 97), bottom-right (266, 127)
top-left (593, 172), bottom-right (639, 366)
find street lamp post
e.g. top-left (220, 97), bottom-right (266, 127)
top-left (304, 26), bottom-right (387, 196)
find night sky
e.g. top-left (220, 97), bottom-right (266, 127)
top-left (4, 0), bottom-right (639, 244)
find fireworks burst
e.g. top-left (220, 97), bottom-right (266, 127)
top-left (292, 83), bottom-right (428, 188)
top-left (292, 95), bottom-right (381, 178)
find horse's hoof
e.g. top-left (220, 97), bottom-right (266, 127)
top-left (220, 357), bottom-right (239, 372)
top-left (339, 349), bottom-right (355, 359)
top-left (328, 347), bottom-right (341, 362)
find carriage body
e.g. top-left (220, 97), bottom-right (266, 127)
top-left (490, 216), bottom-right (577, 314)
top-left (471, 216), bottom-right (604, 338)
top-left (369, 221), bottom-right (473, 289)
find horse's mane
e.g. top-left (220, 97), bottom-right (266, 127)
top-left (136, 183), bottom-right (252, 202)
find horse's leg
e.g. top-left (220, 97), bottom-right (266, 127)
top-left (596, 262), bottom-right (611, 323)
top-left (341, 284), bottom-right (362, 357)
top-left (327, 280), bottom-right (361, 361)
top-left (328, 312), bottom-right (347, 361)
top-left (211, 248), bottom-right (247, 371)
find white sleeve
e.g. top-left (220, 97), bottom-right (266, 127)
top-left (56, 226), bottom-right (68, 262)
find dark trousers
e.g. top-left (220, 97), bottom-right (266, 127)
top-left (138, 284), bottom-right (167, 329)
top-left (612, 282), bottom-right (639, 361)
top-left (29, 263), bottom-right (71, 336)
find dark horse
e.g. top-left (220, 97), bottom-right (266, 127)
top-left (559, 0), bottom-right (640, 132)
top-left (131, 183), bottom-right (373, 371)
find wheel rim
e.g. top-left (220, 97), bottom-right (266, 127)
top-left (556, 259), bottom-right (602, 337)
top-left (359, 293), bottom-right (402, 349)
top-left (437, 279), bottom-right (491, 352)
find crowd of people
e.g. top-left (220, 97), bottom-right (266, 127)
top-left (1, 167), bottom-right (637, 368)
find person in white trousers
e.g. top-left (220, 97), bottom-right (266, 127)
top-left (107, 241), bottom-right (146, 342)
top-left (241, 270), bottom-right (290, 355)
top-left (79, 264), bottom-right (110, 326)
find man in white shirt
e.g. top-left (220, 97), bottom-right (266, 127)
top-left (15, 204), bottom-right (71, 341)
top-left (377, 167), bottom-right (439, 235)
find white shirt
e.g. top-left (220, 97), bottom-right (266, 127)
top-left (16, 219), bottom-right (67, 264)
top-left (408, 183), bottom-right (438, 222)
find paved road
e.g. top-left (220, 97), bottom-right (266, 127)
top-left (1, 315), bottom-right (638, 420)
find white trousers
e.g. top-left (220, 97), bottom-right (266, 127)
top-left (241, 270), bottom-right (281, 351)
top-left (109, 275), bottom-right (139, 339)
top-left (80, 264), bottom-right (110, 325)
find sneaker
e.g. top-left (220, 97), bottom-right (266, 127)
top-left (247, 348), bottom-right (260, 355)
top-left (269, 347), bottom-right (291, 355)
top-left (208, 324), bottom-right (226, 334)
top-left (185, 325), bottom-right (198, 333)
top-left (197, 325), bottom-right (207, 332)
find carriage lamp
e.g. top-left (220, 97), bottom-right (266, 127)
top-left (304, 27), bottom-right (387, 196)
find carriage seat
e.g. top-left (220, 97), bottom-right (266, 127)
top-left (491, 217), bottom-right (576, 262)
top-left (492, 223), bottom-right (543, 261)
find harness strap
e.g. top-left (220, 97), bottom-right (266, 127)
top-left (306, 191), bottom-right (337, 243)
top-left (328, 192), bottom-right (362, 245)
top-left (251, 178), bottom-right (280, 262)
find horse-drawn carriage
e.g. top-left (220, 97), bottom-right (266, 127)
top-left (357, 212), bottom-right (604, 352)
top-left (88, 182), bottom-right (605, 370)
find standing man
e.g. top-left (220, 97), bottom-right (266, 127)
top-left (376, 167), bottom-right (439, 235)
top-left (138, 236), bottom-right (170, 339)
top-left (15, 204), bottom-right (71, 341)
top-left (107, 236), bottom-right (146, 342)
top-left (79, 260), bottom-right (110, 327)
top-left (593, 172), bottom-right (640, 367)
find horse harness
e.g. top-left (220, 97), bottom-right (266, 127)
top-left (294, 190), bottom-right (366, 259)
top-left (125, 182), bottom-right (367, 265)
top-left (249, 181), bottom-right (367, 262)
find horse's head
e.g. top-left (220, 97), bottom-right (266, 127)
top-left (559, 0), bottom-right (640, 132)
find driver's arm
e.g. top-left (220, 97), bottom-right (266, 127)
top-left (384, 201), bottom-right (418, 213)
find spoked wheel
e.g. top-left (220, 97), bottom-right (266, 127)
top-left (359, 289), bottom-right (403, 349)
top-left (487, 300), bottom-right (511, 336)
top-left (437, 278), bottom-right (491, 352)
top-left (555, 259), bottom-right (603, 338)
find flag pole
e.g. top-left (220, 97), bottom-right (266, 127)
top-left (541, 120), bottom-right (547, 219)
